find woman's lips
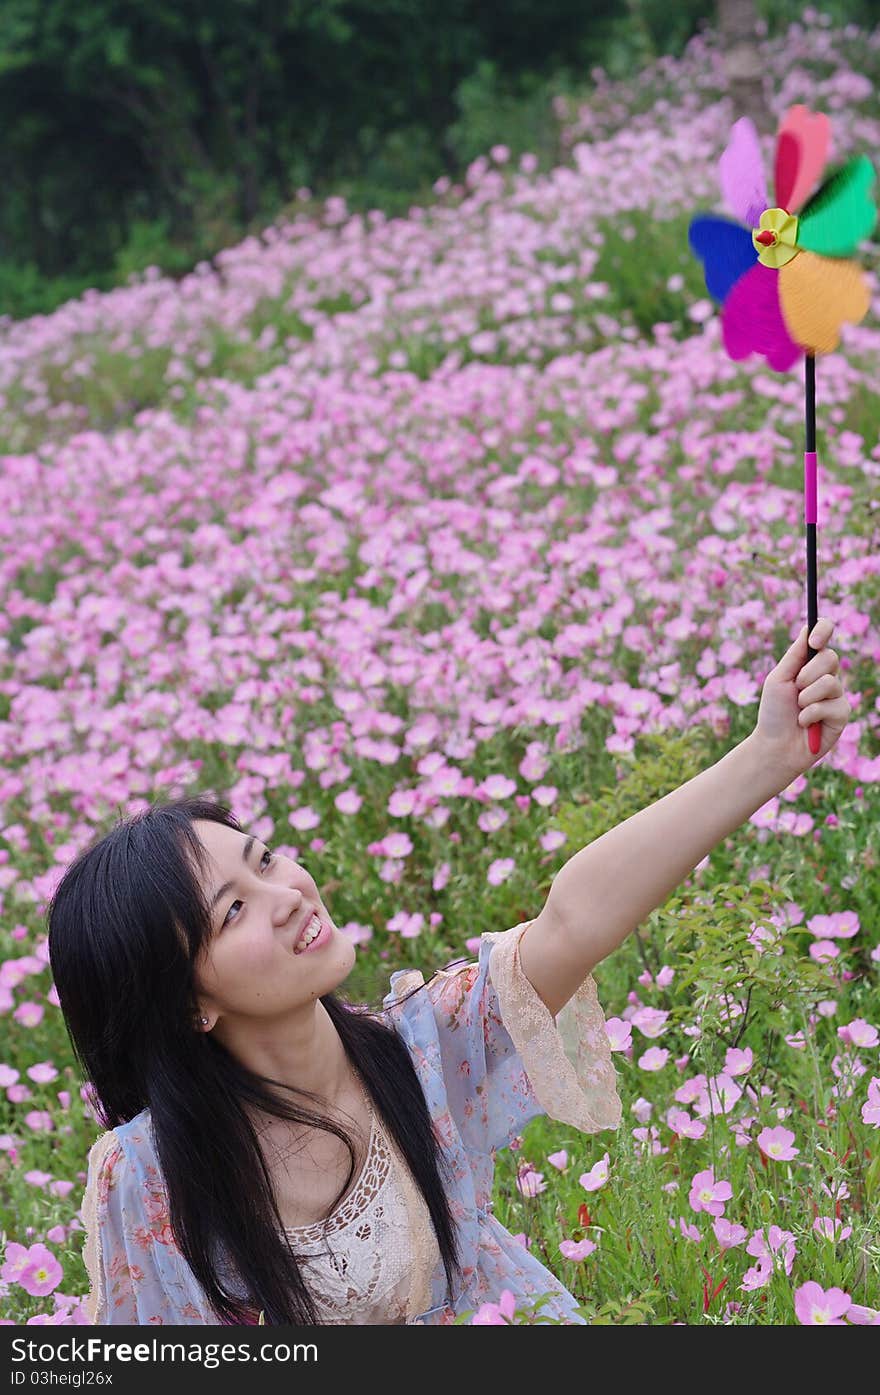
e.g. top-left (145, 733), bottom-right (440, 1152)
top-left (293, 913), bottom-right (330, 954)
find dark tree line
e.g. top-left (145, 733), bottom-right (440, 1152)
top-left (0, 0), bottom-right (711, 295)
top-left (2, 0), bottom-right (875, 315)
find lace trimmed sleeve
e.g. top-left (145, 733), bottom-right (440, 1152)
top-left (485, 919), bottom-right (622, 1134)
top-left (81, 1130), bottom-right (137, 1325)
top-left (385, 917), bottom-right (621, 1159)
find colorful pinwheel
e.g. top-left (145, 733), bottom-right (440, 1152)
top-left (689, 106), bottom-right (875, 370)
top-left (688, 106), bottom-right (877, 754)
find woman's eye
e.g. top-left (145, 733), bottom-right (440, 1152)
top-left (222, 848), bottom-right (274, 927)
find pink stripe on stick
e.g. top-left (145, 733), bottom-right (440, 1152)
top-left (804, 451), bottom-right (817, 524)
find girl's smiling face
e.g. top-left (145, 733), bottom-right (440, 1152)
top-left (191, 820), bottom-right (355, 1024)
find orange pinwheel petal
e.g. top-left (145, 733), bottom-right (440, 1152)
top-left (778, 250), bottom-right (871, 354)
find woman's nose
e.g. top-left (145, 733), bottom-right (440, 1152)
top-left (277, 888), bottom-right (303, 923)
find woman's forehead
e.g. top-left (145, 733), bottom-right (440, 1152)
top-left (189, 822), bottom-right (251, 896)
top-left (191, 821), bottom-right (245, 861)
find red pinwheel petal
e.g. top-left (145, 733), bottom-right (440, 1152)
top-left (774, 106), bottom-right (831, 214)
top-left (721, 264), bottom-right (801, 371)
top-left (774, 130), bottom-right (801, 212)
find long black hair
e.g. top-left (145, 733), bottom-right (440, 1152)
top-left (47, 795), bottom-right (463, 1324)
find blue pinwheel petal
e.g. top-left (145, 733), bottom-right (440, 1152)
top-left (688, 215), bottom-right (756, 304)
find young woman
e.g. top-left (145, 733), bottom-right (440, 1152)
top-left (47, 620), bottom-right (850, 1325)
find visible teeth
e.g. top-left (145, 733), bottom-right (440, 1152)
top-left (295, 915), bottom-right (322, 952)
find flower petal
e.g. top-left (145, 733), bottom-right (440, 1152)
top-left (797, 155), bottom-right (878, 257)
top-left (688, 216), bottom-right (756, 303)
top-left (721, 263), bottom-right (801, 371)
top-left (719, 117), bottom-right (768, 227)
top-left (775, 106), bottom-right (831, 213)
top-left (778, 250), bottom-right (872, 354)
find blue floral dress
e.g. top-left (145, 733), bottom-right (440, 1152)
top-left (81, 919), bottom-right (621, 1324)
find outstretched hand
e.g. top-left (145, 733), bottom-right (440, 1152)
top-left (751, 617), bottom-right (853, 780)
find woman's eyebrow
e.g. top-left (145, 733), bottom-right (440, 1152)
top-left (210, 836), bottom-right (257, 910)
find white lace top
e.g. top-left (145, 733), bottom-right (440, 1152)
top-left (277, 1100), bottom-right (440, 1325)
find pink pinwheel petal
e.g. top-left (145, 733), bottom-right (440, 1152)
top-left (721, 264), bottom-right (801, 371)
top-left (719, 117), bottom-right (768, 228)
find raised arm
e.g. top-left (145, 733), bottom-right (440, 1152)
top-left (519, 619), bottom-right (851, 1018)
top-left (519, 734), bottom-right (780, 1017)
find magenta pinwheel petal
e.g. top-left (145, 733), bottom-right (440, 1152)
top-left (721, 264), bottom-right (802, 371)
top-left (719, 117), bottom-right (768, 228)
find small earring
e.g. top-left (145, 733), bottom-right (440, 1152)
top-left (201, 1016), bottom-right (208, 1026)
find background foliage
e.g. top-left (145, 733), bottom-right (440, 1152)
top-left (2, 0), bottom-right (878, 320)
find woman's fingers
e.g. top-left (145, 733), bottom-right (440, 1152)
top-left (795, 647), bottom-right (839, 689)
top-left (798, 695), bottom-right (853, 728)
top-left (808, 617), bottom-right (835, 648)
top-left (797, 672), bottom-right (842, 707)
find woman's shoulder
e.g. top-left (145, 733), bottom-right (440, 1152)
top-left (90, 1108), bottom-right (155, 1166)
top-left (383, 950), bottom-right (486, 1010)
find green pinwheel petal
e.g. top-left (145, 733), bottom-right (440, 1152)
top-left (797, 155), bottom-right (877, 257)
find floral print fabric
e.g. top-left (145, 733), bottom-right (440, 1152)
top-left (80, 918), bottom-right (621, 1324)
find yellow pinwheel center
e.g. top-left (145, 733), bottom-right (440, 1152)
top-left (752, 208), bottom-right (800, 268)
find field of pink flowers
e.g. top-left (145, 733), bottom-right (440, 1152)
top-left (0, 12), bottom-right (878, 1325)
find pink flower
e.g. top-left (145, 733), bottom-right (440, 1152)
top-left (546, 1150), bottom-right (568, 1171)
top-left (579, 1153), bottom-right (610, 1192)
top-left (806, 910), bottom-right (859, 940)
top-left (838, 1018), bottom-right (879, 1048)
top-left (559, 1237), bottom-right (597, 1261)
top-left (809, 940), bottom-right (839, 963)
top-left (638, 1047), bottom-right (669, 1071)
top-left (676, 1217), bottom-right (701, 1242)
top-left (740, 1255), bottom-right (773, 1291)
top-left (862, 1077), bottom-right (880, 1127)
top-left (756, 1125), bottom-right (799, 1161)
top-left (1, 1242), bottom-right (33, 1284)
top-left (675, 1075), bottom-right (707, 1105)
top-left (704, 1073), bottom-right (743, 1115)
top-left (605, 1018), bottom-right (632, 1052)
top-left (689, 1168), bottom-right (733, 1218)
top-left (724, 1046), bottom-right (753, 1076)
top-left (23, 1110), bottom-right (53, 1135)
top-left (747, 1226), bottom-right (796, 1275)
top-left (18, 1245), bottom-right (63, 1298)
top-left (472, 1289), bottom-right (518, 1325)
top-left (515, 1165), bottom-right (546, 1197)
top-left (712, 1217), bottom-right (748, 1250)
top-left (631, 1007), bottom-right (669, 1039)
top-left (812, 1216), bottom-right (852, 1243)
top-left (633, 1126), bottom-right (666, 1157)
top-left (666, 1108), bottom-right (706, 1139)
top-left (846, 1304), bottom-right (880, 1325)
top-left (794, 1281), bottom-right (852, 1325)
top-left (26, 1063), bottom-right (59, 1085)
top-left (13, 1002), bottom-right (44, 1028)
